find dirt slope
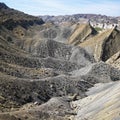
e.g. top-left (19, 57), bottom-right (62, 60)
top-left (68, 23), bottom-right (97, 45)
top-left (80, 27), bottom-right (120, 61)
top-left (72, 81), bottom-right (120, 120)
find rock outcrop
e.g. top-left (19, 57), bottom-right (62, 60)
top-left (68, 23), bottom-right (97, 45)
top-left (106, 51), bottom-right (120, 70)
top-left (72, 81), bottom-right (120, 120)
top-left (0, 3), bottom-right (44, 30)
top-left (80, 27), bottom-right (120, 61)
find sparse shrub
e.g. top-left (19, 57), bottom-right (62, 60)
top-left (94, 27), bottom-right (102, 32)
top-left (7, 36), bottom-right (12, 42)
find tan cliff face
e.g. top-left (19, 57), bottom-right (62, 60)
top-left (68, 23), bottom-right (97, 45)
top-left (106, 51), bottom-right (120, 70)
top-left (67, 22), bottom-right (120, 63)
top-left (79, 27), bottom-right (120, 62)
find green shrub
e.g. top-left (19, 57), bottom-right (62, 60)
top-left (94, 27), bottom-right (102, 32)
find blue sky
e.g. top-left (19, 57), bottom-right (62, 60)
top-left (1, 0), bottom-right (120, 16)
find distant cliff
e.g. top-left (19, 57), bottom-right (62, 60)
top-left (39, 14), bottom-right (119, 30)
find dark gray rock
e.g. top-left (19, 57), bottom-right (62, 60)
top-left (72, 62), bottom-right (120, 83)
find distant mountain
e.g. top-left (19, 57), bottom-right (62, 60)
top-left (39, 14), bottom-right (117, 24)
top-left (39, 14), bottom-right (120, 30)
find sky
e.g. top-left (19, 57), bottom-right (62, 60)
top-left (1, 0), bottom-right (120, 16)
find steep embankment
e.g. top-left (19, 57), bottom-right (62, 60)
top-left (0, 3), bottom-right (44, 30)
top-left (106, 51), bottom-right (120, 70)
top-left (80, 27), bottom-right (120, 62)
top-left (68, 23), bottom-right (97, 45)
top-left (72, 81), bottom-right (120, 120)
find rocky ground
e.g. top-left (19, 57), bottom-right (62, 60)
top-left (0, 2), bottom-right (120, 120)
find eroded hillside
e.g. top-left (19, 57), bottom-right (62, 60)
top-left (0, 3), bottom-right (120, 120)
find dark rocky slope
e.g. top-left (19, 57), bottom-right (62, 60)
top-left (0, 3), bottom-right (44, 30)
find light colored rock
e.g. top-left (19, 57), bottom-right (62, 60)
top-left (106, 51), bottom-right (120, 70)
top-left (72, 81), bottom-right (120, 120)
